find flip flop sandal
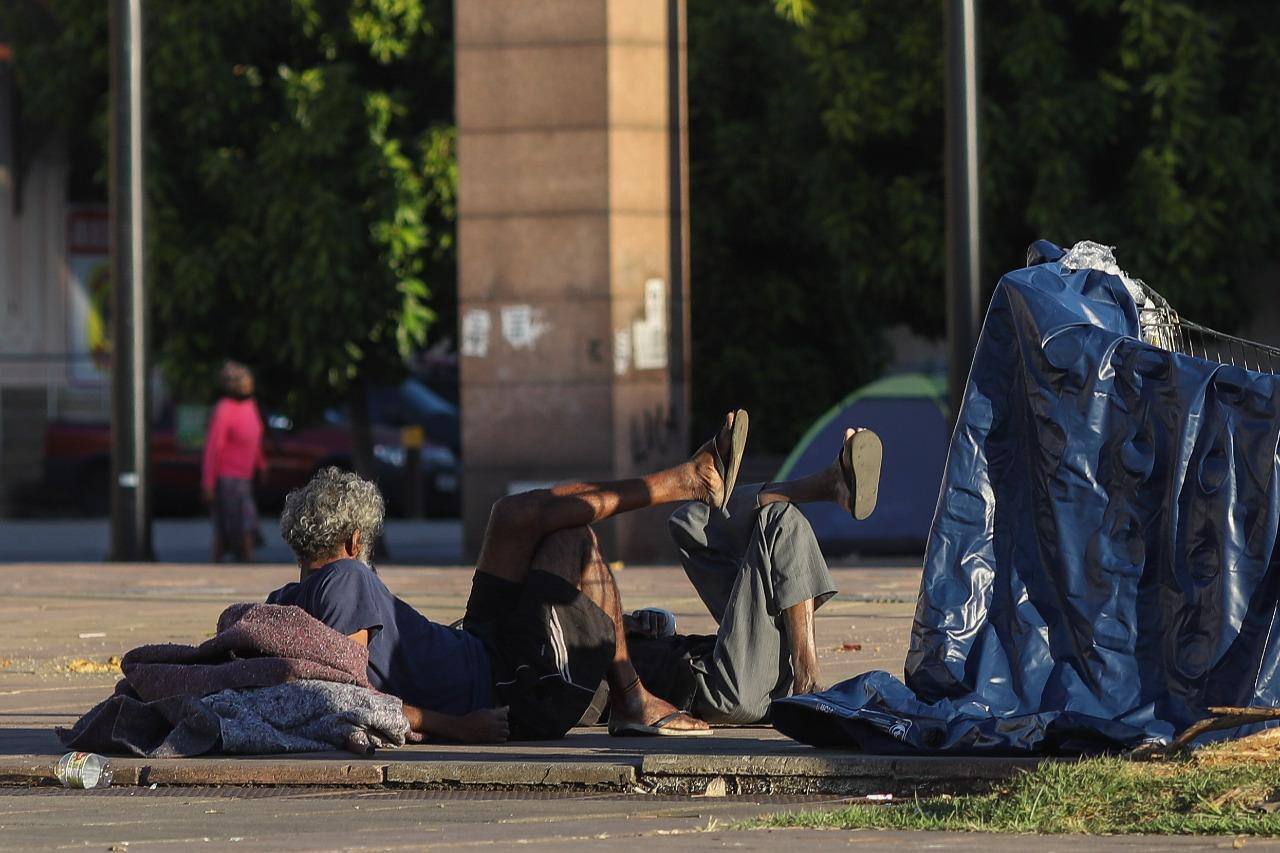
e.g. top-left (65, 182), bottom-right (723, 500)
top-left (609, 710), bottom-right (713, 737)
top-left (841, 428), bottom-right (883, 521)
top-left (712, 409), bottom-right (750, 511)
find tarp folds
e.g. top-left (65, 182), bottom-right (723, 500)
top-left (772, 241), bottom-right (1280, 755)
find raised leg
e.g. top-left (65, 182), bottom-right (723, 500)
top-left (529, 527), bottom-right (708, 733)
top-left (757, 427), bottom-right (881, 521)
top-left (474, 412), bottom-right (742, 585)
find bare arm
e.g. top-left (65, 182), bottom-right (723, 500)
top-left (402, 704), bottom-right (509, 743)
top-left (782, 600), bottom-right (823, 695)
top-left (346, 630), bottom-right (510, 743)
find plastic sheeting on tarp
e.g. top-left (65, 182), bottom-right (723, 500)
top-left (771, 240), bottom-right (1280, 755)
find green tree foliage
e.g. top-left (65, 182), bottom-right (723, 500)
top-left (6, 0), bottom-right (455, 420)
top-left (687, 1), bottom-right (888, 453)
top-left (692, 0), bottom-right (1280, 451)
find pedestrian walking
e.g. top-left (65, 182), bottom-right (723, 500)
top-left (202, 360), bottom-right (266, 562)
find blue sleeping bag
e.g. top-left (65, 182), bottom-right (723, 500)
top-left (772, 241), bottom-right (1280, 754)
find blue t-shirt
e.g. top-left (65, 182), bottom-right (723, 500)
top-left (267, 559), bottom-right (493, 715)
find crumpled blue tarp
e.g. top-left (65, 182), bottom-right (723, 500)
top-left (772, 240), bottom-right (1280, 755)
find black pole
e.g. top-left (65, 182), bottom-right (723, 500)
top-left (944, 0), bottom-right (982, 424)
top-left (108, 0), bottom-right (152, 561)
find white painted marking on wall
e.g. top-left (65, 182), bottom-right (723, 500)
top-left (501, 305), bottom-right (550, 350)
top-left (613, 328), bottom-right (632, 376)
top-left (633, 278), bottom-right (668, 370)
top-left (461, 309), bottom-right (491, 358)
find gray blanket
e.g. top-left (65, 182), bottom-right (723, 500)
top-left (204, 680), bottom-right (410, 754)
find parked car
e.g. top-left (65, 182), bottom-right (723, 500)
top-left (42, 406), bottom-right (459, 518)
top-left (326, 378), bottom-right (460, 453)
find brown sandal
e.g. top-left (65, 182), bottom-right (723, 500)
top-left (712, 409), bottom-right (749, 510)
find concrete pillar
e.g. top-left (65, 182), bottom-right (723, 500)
top-left (456, 0), bottom-right (690, 561)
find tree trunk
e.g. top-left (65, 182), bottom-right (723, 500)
top-left (348, 375), bottom-right (376, 480)
top-left (348, 375), bottom-right (391, 560)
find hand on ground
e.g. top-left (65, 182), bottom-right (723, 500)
top-left (457, 706), bottom-right (510, 743)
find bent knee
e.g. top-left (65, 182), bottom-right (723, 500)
top-left (756, 501), bottom-right (815, 537)
top-left (667, 500), bottom-right (710, 543)
top-left (487, 491), bottom-right (545, 533)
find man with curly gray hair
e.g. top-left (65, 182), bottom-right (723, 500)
top-left (268, 411), bottom-right (753, 742)
top-left (279, 467), bottom-right (384, 569)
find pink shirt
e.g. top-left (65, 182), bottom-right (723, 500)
top-left (201, 397), bottom-right (267, 492)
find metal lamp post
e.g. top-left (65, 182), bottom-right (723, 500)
top-left (944, 0), bottom-right (982, 424)
top-left (108, 0), bottom-right (153, 561)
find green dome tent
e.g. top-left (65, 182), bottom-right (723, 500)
top-left (775, 372), bottom-right (950, 555)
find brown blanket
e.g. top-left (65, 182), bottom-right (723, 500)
top-left (120, 603), bottom-right (372, 701)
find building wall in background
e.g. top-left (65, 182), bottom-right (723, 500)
top-left (455, 0), bottom-right (691, 561)
top-left (0, 49), bottom-right (109, 509)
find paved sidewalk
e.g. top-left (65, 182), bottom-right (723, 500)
top-left (0, 518), bottom-right (465, 564)
top-left (4, 787), bottom-right (1257, 852)
top-left (0, 560), bottom-right (1026, 796)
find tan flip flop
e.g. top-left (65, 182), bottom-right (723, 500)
top-left (841, 428), bottom-right (883, 521)
top-left (713, 409), bottom-right (750, 510)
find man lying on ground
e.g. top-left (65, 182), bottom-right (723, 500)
top-left (266, 412), bottom-right (753, 742)
top-left (626, 428), bottom-right (883, 724)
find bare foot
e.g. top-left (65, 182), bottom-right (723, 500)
top-left (610, 679), bottom-right (709, 733)
top-left (792, 671), bottom-right (826, 696)
top-left (830, 428), bottom-right (857, 514)
top-left (688, 411), bottom-right (739, 507)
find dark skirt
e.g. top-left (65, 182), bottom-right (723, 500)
top-left (213, 477), bottom-right (259, 546)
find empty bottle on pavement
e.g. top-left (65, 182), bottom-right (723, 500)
top-left (55, 752), bottom-right (113, 789)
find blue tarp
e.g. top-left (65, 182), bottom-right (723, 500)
top-left (772, 241), bottom-right (1280, 755)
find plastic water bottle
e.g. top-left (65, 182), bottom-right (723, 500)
top-left (55, 752), bottom-right (113, 789)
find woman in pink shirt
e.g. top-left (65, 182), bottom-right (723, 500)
top-left (202, 361), bottom-right (267, 562)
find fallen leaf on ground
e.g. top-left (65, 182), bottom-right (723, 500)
top-left (839, 642), bottom-right (863, 652)
top-left (65, 656), bottom-right (122, 674)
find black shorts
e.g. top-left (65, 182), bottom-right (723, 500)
top-left (463, 570), bottom-right (615, 740)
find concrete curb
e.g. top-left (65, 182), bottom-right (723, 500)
top-left (639, 753), bottom-right (1045, 795)
top-left (0, 753), bottom-right (1042, 795)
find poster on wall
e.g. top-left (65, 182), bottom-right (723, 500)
top-left (66, 208), bottom-right (111, 385)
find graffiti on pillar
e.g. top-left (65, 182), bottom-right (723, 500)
top-left (501, 304), bottom-right (550, 350)
top-left (613, 328), bottom-right (632, 376)
top-left (633, 278), bottom-right (668, 370)
top-left (461, 309), bottom-right (491, 358)
top-left (630, 403), bottom-right (680, 465)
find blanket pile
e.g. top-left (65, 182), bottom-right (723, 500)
top-left (59, 603), bottom-right (414, 756)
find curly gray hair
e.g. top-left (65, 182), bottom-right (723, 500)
top-left (280, 467), bottom-right (385, 565)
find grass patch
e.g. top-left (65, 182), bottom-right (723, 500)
top-left (755, 754), bottom-right (1280, 835)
